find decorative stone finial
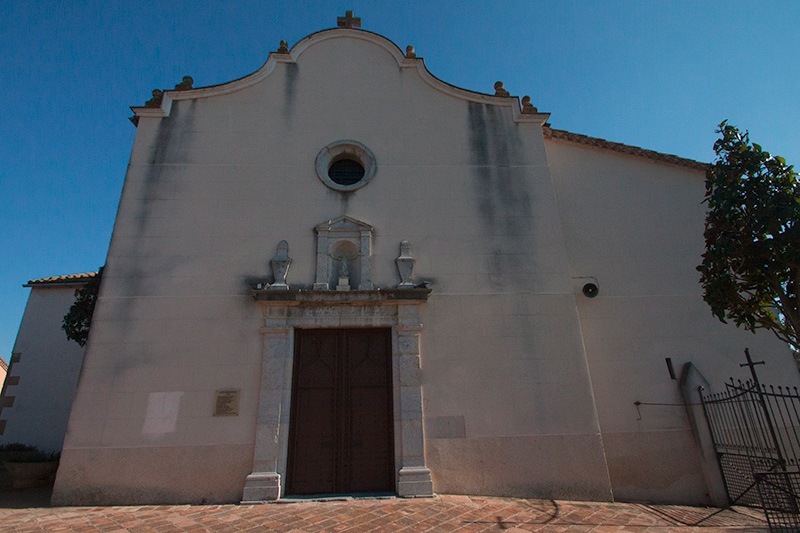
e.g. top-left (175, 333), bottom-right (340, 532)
top-left (337, 10), bottom-right (361, 28)
top-left (174, 76), bottom-right (193, 90)
top-left (278, 40), bottom-right (289, 53)
top-left (396, 240), bottom-right (416, 289)
top-left (521, 95), bottom-right (538, 114)
top-left (269, 240), bottom-right (292, 290)
top-left (405, 45), bottom-right (416, 58)
top-left (144, 89), bottom-right (163, 108)
top-left (494, 81), bottom-right (509, 97)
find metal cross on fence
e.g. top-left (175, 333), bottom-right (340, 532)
top-left (337, 11), bottom-right (361, 28)
top-left (740, 348), bottom-right (786, 468)
top-left (740, 347), bottom-right (766, 387)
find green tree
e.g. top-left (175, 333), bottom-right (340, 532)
top-left (698, 122), bottom-right (799, 351)
top-left (62, 266), bottom-right (103, 347)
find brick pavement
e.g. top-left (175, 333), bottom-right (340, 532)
top-left (0, 494), bottom-right (770, 532)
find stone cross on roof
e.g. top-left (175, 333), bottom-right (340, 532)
top-left (337, 10), bottom-right (361, 28)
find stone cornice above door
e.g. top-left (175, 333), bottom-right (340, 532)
top-left (252, 287), bottom-right (431, 304)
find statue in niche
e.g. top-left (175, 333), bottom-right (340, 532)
top-left (269, 240), bottom-right (292, 290)
top-left (396, 240), bottom-right (415, 288)
top-left (336, 256), bottom-right (351, 291)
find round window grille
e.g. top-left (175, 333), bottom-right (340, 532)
top-left (329, 158), bottom-right (365, 185)
top-left (315, 140), bottom-right (376, 192)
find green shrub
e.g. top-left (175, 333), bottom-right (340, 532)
top-left (0, 443), bottom-right (36, 452)
top-left (7, 450), bottom-right (60, 463)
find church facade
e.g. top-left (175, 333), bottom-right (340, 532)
top-left (51, 15), bottom-right (797, 505)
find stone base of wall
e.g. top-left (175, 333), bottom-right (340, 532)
top-left (52, 444), bottom-right (254, 506)
top-left (425, 434), bottom-right (613, 501)
top-left (604, 429), bottom-right (709, 505)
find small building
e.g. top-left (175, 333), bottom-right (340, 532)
top-left (1, 273), bottom-right (94, 453)
top-left (42, 15), bottom-right (796, 506)
top-left (0, 360), bottom-right (7, 400)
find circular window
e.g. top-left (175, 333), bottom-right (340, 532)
top-left (329, 158), bottom-right (365, 185)
top-left (315, 140), bottom-right (376, 192)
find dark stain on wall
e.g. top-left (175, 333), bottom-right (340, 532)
top-left (338, 188), bottom-right (350, 214)
top-left (136, 99), bottom-right (196, 241)
top-left (468, 103), bottom-right (495, 224)
top-left (112, 100), bottom-right (197, 316)
top-left (283, 63), bottom-right (299, 122)
top-left (467, 102), bottom-right (532, 289)
top-left (136, 100), bottom-right (196, 231)
top-left (101, 99), bottom-right (199, 361)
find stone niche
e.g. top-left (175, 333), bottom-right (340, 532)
top-left (313, 216), bottom-right (374, 291)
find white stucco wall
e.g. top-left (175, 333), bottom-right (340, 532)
top-left (546, 139), bottom-right (798, 503)
top-left (2, 285), bottom-right (86, 452)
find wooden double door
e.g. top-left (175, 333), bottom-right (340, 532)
top-left (287, 328), bottom-right (395, 495)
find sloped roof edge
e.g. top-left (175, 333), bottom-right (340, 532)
top-left (25, 272), bottom-right (98, 287)
top-left (543, 127), bottom-right (708, 171)
top-left (131, 27), bottom-right (548, 124)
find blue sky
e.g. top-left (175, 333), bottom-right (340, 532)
top-left (1, 1), bottom-right (798, 359)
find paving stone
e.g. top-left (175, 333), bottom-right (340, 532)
top-left (0, 494), bottom-right (772, 532)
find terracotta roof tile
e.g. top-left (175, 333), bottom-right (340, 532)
top-left (25, 272), bottom-right (98, 287)
top-left (543, 127), bottom-right (709, 171)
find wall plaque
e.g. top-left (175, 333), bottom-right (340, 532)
top-left (214, 390), bottom-right (240, 416)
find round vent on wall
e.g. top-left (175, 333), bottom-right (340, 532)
top-left (316, 140), bottom-right (376, 192)
top-left (582, 283), bottom-right (599, 298)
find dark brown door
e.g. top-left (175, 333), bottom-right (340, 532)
top-left (287, 328), bottom-right (394, 495)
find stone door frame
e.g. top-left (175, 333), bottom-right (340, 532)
top-left (242, 289), bottom-right (433, 502)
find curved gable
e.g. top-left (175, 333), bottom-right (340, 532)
top-left (131, 28), bottom-right (548, 125)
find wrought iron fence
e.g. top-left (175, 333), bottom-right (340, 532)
top-left (755, 471), bottom-right (800, 531)
top-left (700, 350), bottom-right (800, 530)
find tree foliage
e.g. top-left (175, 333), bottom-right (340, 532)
top-left (62, 266), bottom-right (103, 347)
top-left (698, 122), bottom-right (799, 351)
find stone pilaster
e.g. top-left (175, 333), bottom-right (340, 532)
top-left (242, 305), bottom-right (292, 502)
top-left (313, 231), bottom-right (329, 290)
top-left (395, 303), bottom-right (433, 497)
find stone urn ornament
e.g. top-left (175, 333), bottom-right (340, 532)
top-left (396, 240), bottom-right (415, 288)
top-left (269, 240), bottom-right (292, 290)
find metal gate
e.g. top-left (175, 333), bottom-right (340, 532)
top-left (701, 350), bottom-right (800, 530)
